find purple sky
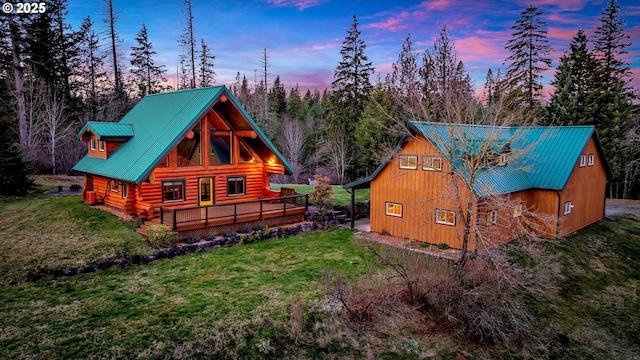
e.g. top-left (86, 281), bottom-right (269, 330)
top-left (67, 0), bottom-right (640, 96)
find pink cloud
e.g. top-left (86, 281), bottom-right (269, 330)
top-left (365, 11), bottom-right (410, 32)
top-left (266, 0), bottom-right (327, 10)
top-left (547, 26), bottom-right (578, 41)
top-left (420, 0), bottom-right (453, 11)
top-left (298, 40), bottom-right (341, 51)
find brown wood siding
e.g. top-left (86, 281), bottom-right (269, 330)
top-left (514, 189), bottom-right (559, 239)
top-left (558, 136), bottom-right (607, 237)
top-left (370, 136), bottom-right (476, 250)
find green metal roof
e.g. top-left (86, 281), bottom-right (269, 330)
top-left (345, 121), bottom-right (611, 197)
top-left (73, 86), bottom-right (294, 184)
top-left (78, 122), bottom-right (134, 140)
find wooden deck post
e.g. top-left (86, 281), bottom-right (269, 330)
top-left (172, 209), bottom-right (177, 230)
top-left (160, 207), bottom-right (164, 224)
top-left (305, 194), bottom-right (309, 211)
top-left (350, 189), bottom-right (355, 230)
top-left (259, 200), bottom-right (263, 219)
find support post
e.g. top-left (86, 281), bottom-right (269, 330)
top-left (350, 189), bottom-right (355, 230)
top-left (172, 209), bottom-right (177, 231)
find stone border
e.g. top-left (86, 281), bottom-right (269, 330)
top-left (24, 221), bottom-right (327, 283)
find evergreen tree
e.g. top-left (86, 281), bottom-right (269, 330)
top-left (330, 14), bottom-right (374, 133)
top-left (547, 29), bottom-right (597, 125)
top-left (590, 0), bottom-right (634, 194)
top-left (197, 39), bottom-right (215, 87)
top-left (130, 24), bottom-right (167, 97)
top-left (75, 16), bottom-right (107, 120)
top-left (179, 0), bottom-right (196, 88)
top-left (330, 14), bottom-right (374, 180)
top-left (504, 5), bottom-right (552, 111)
top-left (389, 34), bottom-right (420, 114)
top-left (483, 68), bottom-right (495, 107)
top-left (0, 112), bottom-right (35, 196)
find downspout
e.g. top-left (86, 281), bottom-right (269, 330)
top-left (556, 191), bottom-right (561, 238)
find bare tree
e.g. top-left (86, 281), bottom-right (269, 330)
top-left (324, 130), bottom-right (351, 184)
top-left (101, 0), bottom-right (123, 98)
top-left (279, 116), bottom-right (307, 183)
top-left (40, 85), bottom-right (74, 174)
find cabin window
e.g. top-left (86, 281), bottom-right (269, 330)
top-left (436, 209), bottom-right (456, 226)
top-left (157, 155), bottom-right (169, 168)
top-left (109, 179), bottom-right (118, 192)
top-left (422, 156), bottom-right (442, 171)
top-left (239, 141), bottom-right (255, 163)
top-left (227, 176), bottom-right (245, 196)
top-left (99, 140), bottom-right (105, 151)
top-left (385, 202), bottom-right (403, 217)
top-left (210, 130), bottom-right (232, 165)
top-left (486, 210), bottom-right (497, 225)
top-left (564, 201), bottom-right (573, 215)
top-left (399, 155), bottom-right (418, 169)
top-left (162, 180), bottom-right (185, 202)
top-left (177, 122), bottom-right (202, 167)
top-left (513, 203), bottom-right (522, 218)
top-left (588, 154), bottom-right (594, 166)
top-left (90, 139), bottom-right (96, 150)
top-left (121, 184), bottom-right (127, 199)
top-left (497, 153), bottom-right (508, 166)
top-left (579, 154), bottom-right (586, 167)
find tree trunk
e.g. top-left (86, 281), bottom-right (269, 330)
top-left (8, 15), bottom-right (27, 154)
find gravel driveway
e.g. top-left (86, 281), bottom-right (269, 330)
top-left (605, 199), bottom-right (640, 217)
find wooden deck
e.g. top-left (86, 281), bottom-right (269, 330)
top-left (136, 194), bottom-right (308, 236)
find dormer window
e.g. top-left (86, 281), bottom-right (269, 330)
top-left (497, 153), bottom-right (508, 166)
top-left (99, 140), bottom-right (105, 151)
top-left (90, 139), bottom-right (96, 150)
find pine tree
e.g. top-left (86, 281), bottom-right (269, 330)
top-left (197, 39), bottom-right (215, 87)
top-left (130, 24), bottom-right (167, 97)
top-left (547, 29), bottom-right (597, 126)
top-left (0, 112), bottom-right (35, 196)
top-left (331, 14), bottom-right (374, 133)
top-left (101, 0), bottom-right (124, 98)
top-left (179, 0), bottom-right (196, 88)
top-left (75, 16), bottom-right (107, 119)
top-left (590, 0), bottom-right (634, 195)
top-left (330, 14), bottom-right (374, 180)
top-left (483, 68), bottom-right (495, 106)
top-left (504, 5), bottom-right (552, 111)
top-left (389, 34), bottom-right (420, 113)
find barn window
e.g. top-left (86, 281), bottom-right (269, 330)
top-left (579, 154), bottom-right (586, 167)
top-left (486, 210), bottom-right (497, 225)
top-left (162, 180), bottom-right (185, 202)
top-left (588, 154), bottom-right (594, 166)
top-left (121, 184), bottom-right (127, 199)
top-left (436, 209), bottom-right (456, 226)
top-left (227, 176), bottom-right (246, 196)
top-left (564, 201), bottom-right (573, 215)
top-left (422, 156), bottom-right (442, 171)
top-left (109, 179), bottom-right (118, 192)
top-left (399, 155), bottom-right (418, 169)
top-left (99, 140), bottom-right (105, 151)
top-left (497, 153), bottom-right (509, 166)
top-left (90, 139), bottom-right (96, 150)
top-left (513, 203), bottom-right (522, 218)
top-left (385, 202), bottom-right (403, 217)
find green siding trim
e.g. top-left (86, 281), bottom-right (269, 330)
top-left (73, 86), bottom-right (294, 184)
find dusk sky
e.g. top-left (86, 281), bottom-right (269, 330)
top-left (66, 0), bottom-right (640, 96)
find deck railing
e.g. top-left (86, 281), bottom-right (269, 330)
top-left (159, 193), bottom-right (309, 230)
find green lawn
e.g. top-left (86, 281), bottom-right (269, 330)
top-left (1, 189), bottom-right (639, 359)
top-left (0, 192), bottom-right (155, 285)
top-left (0, 227), bottom-right (371, 359)
top-left (271, 184), bottom-right (370, 206)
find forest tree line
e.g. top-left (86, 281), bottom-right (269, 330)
top-left (1, 0), bottom-right (638, 198)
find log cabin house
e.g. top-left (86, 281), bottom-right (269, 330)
top-left (344, 121), bottom-right (611, 251)
top-left (73, 86), bottom-right (307, 238)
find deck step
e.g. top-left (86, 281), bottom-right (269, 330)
top-left (136, 218), bottom-right (161, 236)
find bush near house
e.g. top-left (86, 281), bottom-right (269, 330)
top-left (146, 224), bottom-right (178, 248)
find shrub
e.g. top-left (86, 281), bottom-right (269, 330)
top-left (436, 243), bottom-right (449, 250)
top-left (147, 224), bottom-right (178, 248)
top-left (240, 224), bottom-right (253, 234)
top-left (204, 234), bottom-right (216, 241)
top-left (309, 174), bottom-right (333, 216)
